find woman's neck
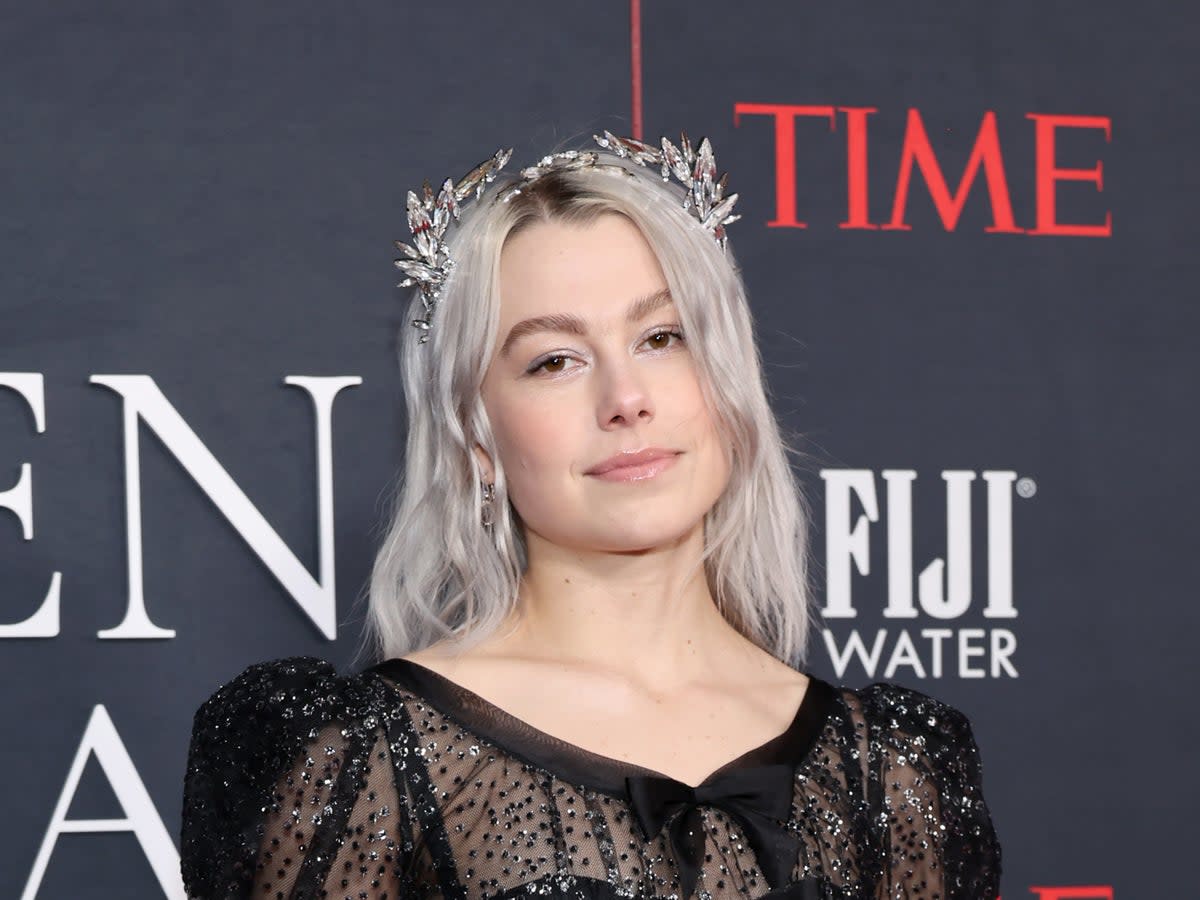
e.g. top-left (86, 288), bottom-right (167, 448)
top-left (485, 524), bottom-right (761, 690)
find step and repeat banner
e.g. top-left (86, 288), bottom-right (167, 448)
top-left (2, 2), bottom-right (1194, 897)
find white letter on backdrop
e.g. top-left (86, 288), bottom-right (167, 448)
top-left (917, 470), bottom-right (976, 619)
top-left (21, 704), bottom-right (184, 900)
top-left (982, 470), bottom-right (1018, 618)
top-left (881, 469), bottom-right (918, 619)
top-left (0, 372), bottom-right (61, 637)
top-left (819, 469), bottom-right (878, 619)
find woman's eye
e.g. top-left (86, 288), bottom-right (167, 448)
top-left (526, 328), bottom-right (684, 378)
top-left (644, 329), bottom-right (684, 350)
top-left (529, 354), bottom-right (574, 376)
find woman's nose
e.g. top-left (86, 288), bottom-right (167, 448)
top-left (595, 362), bottom-right (654, 428)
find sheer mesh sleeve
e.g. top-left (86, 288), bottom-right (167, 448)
top-left (180, 656), bottom-right (425, 900)
top-left (862, 683), bottom-right (1002, 900)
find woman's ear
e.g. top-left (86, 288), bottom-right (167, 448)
top-left (472, 443), bottom-right (495, 484)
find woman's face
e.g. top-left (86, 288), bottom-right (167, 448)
top-left (475, 212), bottom-right (731, 554)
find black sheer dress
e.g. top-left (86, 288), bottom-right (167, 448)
top-left (179, 656), bottom-right (1001, 900)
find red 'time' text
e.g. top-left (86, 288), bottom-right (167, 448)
top-left (734, 103), bottom-right (1111, 237)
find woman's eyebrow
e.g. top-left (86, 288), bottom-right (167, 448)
top-left (499, 287), bottom-right (673, 359)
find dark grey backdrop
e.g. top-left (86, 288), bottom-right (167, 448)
top-left (2, 2), bottom-right (1195, 897)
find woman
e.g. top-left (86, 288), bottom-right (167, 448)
top-left (180, 133), bottom-right (1001, 899)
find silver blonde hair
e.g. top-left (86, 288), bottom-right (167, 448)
top-left (358, 144), bottom-right (817, 668)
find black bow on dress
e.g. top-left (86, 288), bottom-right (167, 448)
top-left (624, 763), bottom-right (801, 900)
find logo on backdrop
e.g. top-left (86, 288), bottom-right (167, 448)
top-left (819, 469), bottom-right (1031, 681)
top-left (733, 104), bottom-right (1112, 237)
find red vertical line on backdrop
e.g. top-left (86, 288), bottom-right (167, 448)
top-left (630, 0), bottom-right (643, 139)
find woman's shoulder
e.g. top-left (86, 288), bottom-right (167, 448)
top-left (831, 677), bottom-right (978, 747)
top-left (833, 679), bottom-right (1002, 894)
top-left (181, 656), bottom-right (409, 898)
top-left (820, 676), bottom-right (992, 788)
top-left (191, 655), bottom-right (324, 707)
top-left (831, 678), bottom-right (996, 839)
top-left (186, 655), bottom-right (392, 781)
top-left (187, 655), bottom-right (389, 747)
top-left (183, 654), bottom-right (387, 804)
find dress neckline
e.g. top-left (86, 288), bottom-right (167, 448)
top-left (367, 657), bottom-right (838, 797)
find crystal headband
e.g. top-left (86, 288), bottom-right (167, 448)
top-left (394, 131), bottom-right (741, 343)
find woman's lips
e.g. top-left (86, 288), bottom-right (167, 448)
top-left (586, 452), bottom-right (681, 482)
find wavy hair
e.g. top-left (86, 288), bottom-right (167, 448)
top-left (358, 142), bottom-right (817, 668)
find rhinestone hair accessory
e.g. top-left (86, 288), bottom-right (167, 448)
top-left (394, 131), bottom-right (741, 343)
top-left (394, 148), bottom-right (512, 343)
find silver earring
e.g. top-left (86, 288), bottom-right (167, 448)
top-left (480, 481), bottom-right (496, 528)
